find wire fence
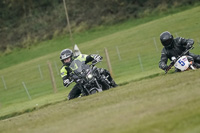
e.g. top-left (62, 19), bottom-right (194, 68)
top-left (0, 32), bottom-right (200, 109)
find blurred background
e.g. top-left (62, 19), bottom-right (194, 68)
top-left (1, 0), bottom-right (199, 54)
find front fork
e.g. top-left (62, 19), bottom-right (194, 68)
top-left (79, 78), bottom-right (102, 95)
top-left (94, 78), bottom-right (103, 92)
top-left (78, 84), bottom-right (90, 95)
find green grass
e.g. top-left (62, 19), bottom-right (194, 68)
top-left (0, 5), bottom-right (200, 133)
top-left (0, 70), bottom-right (200, 133)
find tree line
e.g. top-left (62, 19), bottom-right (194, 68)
top-left (0, 0), bottom-right (199, 53)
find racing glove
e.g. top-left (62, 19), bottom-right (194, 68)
top-left (92, 54), bottom-right (102, 62)
top-left (159, 63), bottom-right (168, 71)
top-left (186, 43), bottom-right (193, 50)
top-left (63, 79), bottom-right (71, 87)
top-left (186, 40), bottom-right (194, 50)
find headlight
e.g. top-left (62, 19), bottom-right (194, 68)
top-left (87, 74), bottom-right (93, 79)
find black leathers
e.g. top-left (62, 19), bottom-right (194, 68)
top-left (159, 37), bottom-right (200, 70)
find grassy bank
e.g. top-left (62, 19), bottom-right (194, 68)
top-left (0, 70), bottom-right (200, 133)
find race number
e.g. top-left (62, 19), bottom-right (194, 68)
top-left (178, 59), bottom-right (185, 66)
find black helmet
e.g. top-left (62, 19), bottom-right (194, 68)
top-left (160, 31), bottom-right (174, 48)
top-left (60, 49), bottom-right (73, 66)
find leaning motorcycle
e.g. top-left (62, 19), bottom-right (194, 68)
top-left (67, 59), bottom-right (113, 97)
top-left (165, 46), bottom-right (197, 73)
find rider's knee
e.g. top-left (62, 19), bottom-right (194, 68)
top-left (196, 55), bottom-right (200, 61)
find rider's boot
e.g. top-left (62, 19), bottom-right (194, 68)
top-left (110, 80), bottom-right (118, 87)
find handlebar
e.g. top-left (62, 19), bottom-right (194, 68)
top-left (65, 79), bottom-right (74, 87)
top-left (91, 59), bottom-right (102, 66)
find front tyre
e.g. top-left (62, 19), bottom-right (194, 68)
top-left (90, 88), bottom-right (98, 94)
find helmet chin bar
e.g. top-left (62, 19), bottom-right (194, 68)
top-left (164, 40), bottom-right (174, 49)
top-left (64, 57), bottom-right (73, 66)
top-left (64, 62), bottom-right (71, 66)
top-left (165, 43), bottom-right (173, 49)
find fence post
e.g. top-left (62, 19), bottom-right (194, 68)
top-left (138, 53), bottom-right (144, 72)
top-left (47, 61), bottom-right (57, 93)
top-left (116, 46), bottom-right (122, 60)
top-left (153, 37), bottom-right (159, 52)
top-left (22, 82), bottom-right (32, 100)
top-left (1, 76), bottom-right (7, 90)
top-left (38, 65), bottom-right (43, 80)
top-left (104, 48), bottom-right (113, 77)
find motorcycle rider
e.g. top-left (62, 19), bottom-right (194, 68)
top-left (60, 48), bottom-right (117, 100)
top-left (159, 31), bottom-right (200, 71)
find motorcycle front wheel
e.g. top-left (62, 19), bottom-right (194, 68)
top-left (89, 88), bottom-right (98, 94)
